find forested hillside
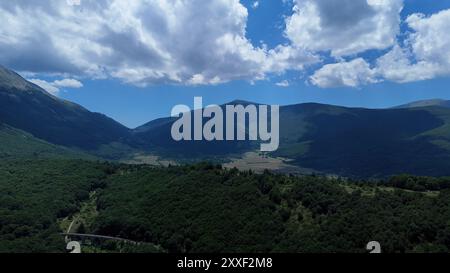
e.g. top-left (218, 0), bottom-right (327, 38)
top-left (93, 164), bottom-right (450, 253)
top-left (0, 160), bottom-right (111, 252)
top-left (0, 123), bottom-right (94, 160)
top-left (2, 159), bottom-right (450, 253)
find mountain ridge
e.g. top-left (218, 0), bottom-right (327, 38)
top-left (0, 66), bottom-right (131, 155)
top-left (3, 65), bottom-right (450, 177)
top-left (394, 99), bottom-right (450, 109)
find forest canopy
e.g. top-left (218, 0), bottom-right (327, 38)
top-left (1, 160), bottom-right (450, 253)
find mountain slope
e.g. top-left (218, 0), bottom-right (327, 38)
top-left (0, 122), bottom-right (94, 159)
top-left (3, 66), bottom-right (450, 177)
top-left (131, 102), bottom-right (256, 158)
top-left (0, 66), bottom-right (131, 152)
top-left (395, 99), bottom-right (450, 109)
top-left (134, 101), bottom-right (450, 177)
top-left (275, 104), bottom-right (450, 177)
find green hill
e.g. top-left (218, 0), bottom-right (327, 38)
top-left (132, 101), bottom-right (450, 177)
top-left (273, 104), bottom-right (450, 177)
top-left (93, 163), bottom-right (450, 253)
top-left (0, 66), bottom-right (131, 154)
top-left (0, 160), bottom-right (109, 252)
top-left (3, 160), bottom-right (450, 253)
top-left (0, 123), bottom-right (94, 160)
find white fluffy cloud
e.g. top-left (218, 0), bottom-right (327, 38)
top-left (285, 0), bottom-right (403, 57)
top-left (28, 78), bottom-right (83, 95)
top-left (375, 45), bottom-right (440, 83)
top-left (0, 0), bottom-right (317, 86)
top-left (310, 8), bottom-right (450, 88)
top-left (310, 58), bottom-right (378, 88)
top-left (378, 10), bottom-right (450, 83)
top-left (53, 79), bottom-right (84, 89)
top-left (2, 1), bottom-right (450, 89)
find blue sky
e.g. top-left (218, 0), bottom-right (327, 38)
top-left (1, 0), bottom-right (450, 128)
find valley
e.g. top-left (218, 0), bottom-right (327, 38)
top-left (223, 151), bottom-right (315, 175)
top-left (3, 66), bottom-right (450, 178)
top-left (3, 66), bottom-right (450, 253)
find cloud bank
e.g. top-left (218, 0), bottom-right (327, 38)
top-left (0, 0), bottom-right (316, 87)
top-left (310, 9), bottom-right (450, 88)
top-left (310, 4), bottom-right (450, 88)
top-left (1, 0), bottom-right (450, 88)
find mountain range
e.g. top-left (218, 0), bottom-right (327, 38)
top-left (2, 65), bottom-right (450, 178)
top-left (395, 99), bottom-right (450, 109)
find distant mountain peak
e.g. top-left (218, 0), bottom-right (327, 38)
top-left (225, 99), bottom-right (257, 106)
top-left (394, 99), bottom-right (450, 109)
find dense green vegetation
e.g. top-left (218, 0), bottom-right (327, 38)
top-left (275, 104), bottom-right (450, 178)
top-left (4, 60), bottom-right (450, 253)
top-left (385, 174), bottom-right (450, 191)
top-left (93, 163), bottom-right (450, 253)
top-left (0, 160), bottom-right (109, 252)
top-left (0, 123), bottom-right (94, 160)
top-left (2, 160), bottom-right (450, 253)
top-left (94, 164), bottom-right (284, 253)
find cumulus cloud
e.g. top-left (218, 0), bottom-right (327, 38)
top-left (310, 8), bottom-right (450, 88)
top-left (252, 1), bottom-right (259, 9)
top-left (375, 45), bottom-right (441, 83)
top-left (53, 79), bottom-right (84, 89)
top-left (0, 0), bottom-right (317, 87)
top-left (285, 0), bottom-right (403, 57)
top-left (378, 10), bottom-right (450, 83)
top-left (2, 0), bottom-right (450, 89)
top-left (310, 58), bottom-right (378, 88)
top-left (28, 78), bottom-right (83, 95)
top-left (265, 45), bottom-right (320, 73)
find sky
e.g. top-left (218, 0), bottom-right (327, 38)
top-left (1, 0), bottom-right (450, 128)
